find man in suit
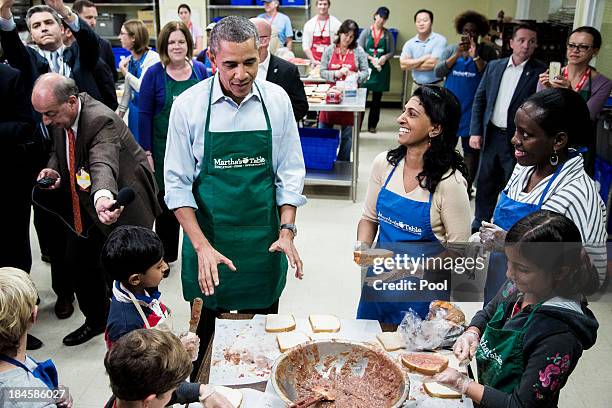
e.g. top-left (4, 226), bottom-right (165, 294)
top-left (0, 0), bottom-right (105, 106)
top-left (469, 22), bottom-right (546, 232)
top-left (251, 18), bottom-right (308, 122)
top-left (73, 0), bottom-right (118, 83)
top-left (33, 73), bottom-right (160, 346)
top-left (0, 65), bottom-right (34, 274)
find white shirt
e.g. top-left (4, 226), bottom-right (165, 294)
top-left (302, 14), bottom-right (342, 51)
top-left (164, 74), bottom-right (307, 210)
top-left (256, 51), bottom-right (271, 81)
top-left (490, 58), bottom-right (528, 128)
top-left (66, 99), bottom-right (113, 205)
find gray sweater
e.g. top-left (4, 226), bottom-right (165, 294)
top-left (319, 44), bottom-right (370, 84)
top-left (0, 356), bottom-right (57, 408)
top-left (357, 27), bottom-right (395, 61)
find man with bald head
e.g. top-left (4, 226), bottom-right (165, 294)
top-left (33, 73), bottom-right (160, 346)
top-left (250, 17), bottom-right (307, 121)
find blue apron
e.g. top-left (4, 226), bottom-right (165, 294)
top-left (357, 161), bottom-right (447, 324)
top-left (443, 56), bottom-right (481, 137)
top-left (0, 354), bottom-right (59, 390)
top-left (127, 51), bottom-right (148, 144)
top-left (483, 163), bottom-right (564, 303)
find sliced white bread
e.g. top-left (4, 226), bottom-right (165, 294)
top-left (353, 248), bottom-right (394, 266)
top-left (214, 386), bottom-right (243, 407)
top-left (401, 353), bottom-right (449, 376)
top-left (277, 331), bottom-right (311, 352)
top-left (265, 314), bottom-right (296, 333)
top-left (423, 382), bottom-right (461, 399)
top-left (308, 314), bottom-right (341, 333)
top-left (376, 332), bottom-right (405, 352)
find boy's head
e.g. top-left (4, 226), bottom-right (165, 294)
top-left (101, 226), bottom-right (168, 288)
top-left (0, 267), bottom-right (38, 356)
top-left (104, 329), bottom-right (191, 406)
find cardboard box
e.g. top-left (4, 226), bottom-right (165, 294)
top-left (137, 10), bottom-right (155, 37)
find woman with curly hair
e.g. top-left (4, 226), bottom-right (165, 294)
top-left (355, 86), bottom-right (471, 323)
top-left (435, 10), bottom-right (498, 196)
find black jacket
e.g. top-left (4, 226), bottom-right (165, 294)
top-left (0, 17), bottom-right (106, 106)
top-left (266, 54), bottom-right (308, 122)
top-left (470, 280), bottom-right (598, 408)
top-left (99, 36), bottom-right (118, 82)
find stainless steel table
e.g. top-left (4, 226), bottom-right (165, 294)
top-left (307, 88), bottom-right (367, 202)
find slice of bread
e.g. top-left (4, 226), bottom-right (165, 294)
top-left (214, 385), bottom-right (243, 407)
top-left (309, 314), bottom-right (341, 333)
top-left (265, 314), bottom-right (296, 333)
top-left (277, 331), bottom-right (311, 352)
top-left (376, 332), bottom-right (405, 352)
top-left (401, 353), bottom-right (449, 376)
top-left (353, 248), bottom-right (394, 266)
top-left (423, 382), bottom-right (461, 399)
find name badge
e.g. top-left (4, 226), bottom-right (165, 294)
top-left (76, 168), bottom-right (91, 191)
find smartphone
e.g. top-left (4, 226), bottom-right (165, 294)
top-left (461, 35), bottom-right (470, 44)
top-left (549, 61), bottom-right (561, 80)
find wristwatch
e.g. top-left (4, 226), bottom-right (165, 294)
top-left (280, 223), bottom-right (298, 237)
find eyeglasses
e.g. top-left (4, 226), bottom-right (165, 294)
top-left (567, 43), bottom-right (593, 52)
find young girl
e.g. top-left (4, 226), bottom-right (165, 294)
top-left (429, 210), bottom-right (599, 407)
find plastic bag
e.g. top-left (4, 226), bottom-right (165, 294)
top-left (398, 302), bottom-right (465, 350)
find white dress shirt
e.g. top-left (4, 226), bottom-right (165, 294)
top-left (490, 58), bottom-right (528, 128)
top-left (256, 51), bottom-right (271, 81)
top-left (164, 74), bottom-right (307, 211)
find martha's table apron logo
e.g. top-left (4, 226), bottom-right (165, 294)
top-left (377, 211), bottom-right (423, 234)
top-left (479, 338), bottom-right (504, 367)
top-left (214, 156), bottom-right (266, 169)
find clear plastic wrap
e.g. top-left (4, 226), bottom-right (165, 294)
top-left (398, 303), bottom-right (465, 350)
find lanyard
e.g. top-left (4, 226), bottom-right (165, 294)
top-left (371, 25), bottom-right (384, 56)
top-left (337, 48), bottom-right (351, 66)
top-left (563, 66), bottom-right (591, 92)
top-left (316, 16), bottom-right (329, 35)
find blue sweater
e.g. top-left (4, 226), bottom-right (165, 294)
top-left (138, 61), bottom-right (207, 151)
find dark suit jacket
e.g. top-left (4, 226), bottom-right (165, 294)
top-left (0, 17), bottom-right (106, 106)
top-left (469, 56), bottom-right (546, 141)
top-left (99, 36), bottom-right (118, 82)
top-left (0, 64), bottom-right (35, 188)
top-left (48, 93), bottom-right (161, 235)
top-left (266, 54), bottom-right (308, 121)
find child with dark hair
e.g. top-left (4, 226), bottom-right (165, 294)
top-left (101, 226), bottom-right (172, 348)
top-left (429, 210), bottom-right (599, 408)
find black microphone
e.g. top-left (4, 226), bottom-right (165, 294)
top-left (108, 187), bottom-right (135, 212)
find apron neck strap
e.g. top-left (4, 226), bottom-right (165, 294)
top-left (205, 77), bottom-right (271, 133)
top-left (382, 159), bottom-right (400, 188)
top-left (0, 354), bottom-right (29, 370)
top-left (523, 302), bottom-right (542, 326)
top-left (536, 161), bottom-right (565, 207)
top-left (126, 290), bottom-right (152, 329)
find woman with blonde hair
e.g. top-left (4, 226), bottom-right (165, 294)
top-left (117, 19), bottom-right (160, 144)
top-left (139, 21), bottom-right (207, 264)
top-left (0, 267), bottom-right (71, 407)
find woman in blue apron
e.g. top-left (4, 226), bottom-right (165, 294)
top-left (480, 88), bottom-right (608, 304)
top-left (118, 20), bottom-right (160, 145)
top-left (425, 210), bottom-right (599, 407)
top-left (356, 86), bottom-right (471, 324)
top-left (435, 10), bottom-right (498, 196)
top-left (0, 267), bottom-right (67, 404)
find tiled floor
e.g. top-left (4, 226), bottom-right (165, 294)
top-left (25, 108), bottom-right (611, 407)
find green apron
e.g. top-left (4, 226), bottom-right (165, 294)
top-left (364, 28), bottom-right (391, 93)
top-left (152, 66), bottom-right (201, 190)
top-left (476, 302), bottom-right (541, 393)
top-left (181, 77), bottom-right (287, 310)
